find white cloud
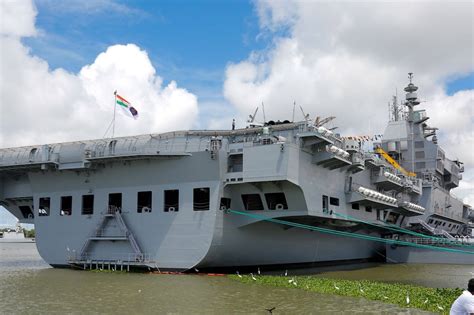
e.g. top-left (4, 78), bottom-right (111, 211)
top-left (0, 0), bottom-right (37, 37)
top-left (0, 0), bottom-right (198, 148)
top-left (224, 0), bottom-right (474, 203)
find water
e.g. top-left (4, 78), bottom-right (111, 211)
top-left (0, 243), bottom-right (450, 314)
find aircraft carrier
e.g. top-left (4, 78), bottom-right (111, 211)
top-left (0, 73), bottom-right (472, 270)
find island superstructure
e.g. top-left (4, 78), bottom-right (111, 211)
top-left (0, 74), bottom-right (472, 270)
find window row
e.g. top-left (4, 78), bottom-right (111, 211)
top-left (428, 218), bottom-right (459, 230)
top-left (38, 188), bottom-right (210, 216)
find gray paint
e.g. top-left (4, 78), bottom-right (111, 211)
top-left (0, 76), bottom-right (471, 269)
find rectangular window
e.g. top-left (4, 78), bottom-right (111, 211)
top-left (365, 205), bottom-right (372, 213)
top-left (228, 154), bottom-right (243, 172)
top-left (352, 203), bottom-right (360, 210)
top-left (415, 162), bottom-right (426, 169)
top-left (415, 141), bottom-right (424, 148)
top-left (265, 193), bottom-right (288, 210)
top-left (60, 196), bottom-right (72, 216)
top-left (108, 193), bottom-right (122, 213)
top-left (164, 190), bottom-right (179, 212)
top-left (329, 197), bottom-right (340, 206)
top-left (39, 197), bottom-right (50, 216)
top-left (82, 195), bottom-right (94, 215)
top-left (220, 198), bottom-right (231, 210)
top-left (241, 194), bottom-right (264, 211)
top-left (322, 195), bottom-right (328, 212)
top-left (137, 191), bottom-right (152, 213)
top-left (415, 151), bottom-right (425, 159)
top-left (193, 188), bottom-right (210, 211)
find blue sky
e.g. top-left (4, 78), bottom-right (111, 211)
top-left (1, 0), bottom-right (472, 227)
top-left (25, 0), bottom-right (264, 105)
top-left (21, 0), bottom-right (474, 105)
top-left (20, 0), bottom-right (282, 132)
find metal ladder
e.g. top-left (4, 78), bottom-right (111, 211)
top-left (77, 208), bottom-right (144, 262)
top-left (78, 213), bottom-right (110, 259)
top-left (113, 210), bottom-right (144, 260)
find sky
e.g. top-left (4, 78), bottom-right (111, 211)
top-left (0, 0), bottom-right (473, 226)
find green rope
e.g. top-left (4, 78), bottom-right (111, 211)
top-left (227, 209), bottom-right (474, 255)
top-left (331, 211), bottom-right (474, 248)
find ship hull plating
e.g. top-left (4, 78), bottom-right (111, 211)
top-left (1, 79), bottom-right (472, 269)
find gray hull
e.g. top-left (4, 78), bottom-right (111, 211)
top-left (386, 244), bottom-right (474, 265)
top-left (1, 75), bottom-right (472, 269)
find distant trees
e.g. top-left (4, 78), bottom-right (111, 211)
top-left (23, 229), bottom-right (35, 238)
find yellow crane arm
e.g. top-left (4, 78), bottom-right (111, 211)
top-left (375, 147), bottom-right (417, 177)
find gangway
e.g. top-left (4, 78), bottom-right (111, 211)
top-left (417, 219), bottom-right (436, 234)
top-left (440, 230), bottom-right (455, 240)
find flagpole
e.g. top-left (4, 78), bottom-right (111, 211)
top-left (113, 90), bottom-right (117, 138)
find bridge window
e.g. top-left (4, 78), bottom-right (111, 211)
top-left (242, 194), bottom-right (264, 211)
top-left (82, 195), bottom-right (94, 215)
top-left (39, 197), bottom-right (50, 216)
top-left (330, 197), bottom-right (340, 206)
top-left (194, 188), bottom-right (210, 211)
top-left (415, 151), bottom-right (425, 159)
top-left (108, 193), bottom-right (122, 213)
top-left (352, 203), bottom-right (360, 210)
top-left (60, 196), bottom-right (72, 216)
top-left (228, 154), bottom-right (243, 172)
top-left (415, 141), bottom-right (424, 148)
top-left (415, 162), bottom-right (426, 169)
top-left (164, 190), bottom-right (179, 212)
top-left (265, 193), bottom-right (288, 210)
top-left (365, 205), bottom-right (373, 213)
top-left (137, 191), bottom-right (152, 213)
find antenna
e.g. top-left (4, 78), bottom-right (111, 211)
top-left (292, 101), bottom-right (296, 122)
top-left (261, 102), bottom-right (266, 123)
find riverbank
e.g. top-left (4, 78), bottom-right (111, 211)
top-left (229, 274), bottom-right (461, 314)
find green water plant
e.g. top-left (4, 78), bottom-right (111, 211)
top-left (229, 275), bottom-right (461, 314)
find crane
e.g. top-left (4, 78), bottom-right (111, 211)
top-left (375, 147), bottom-right (416, 177)
top-left (314, 116), bottom-right (336, 127)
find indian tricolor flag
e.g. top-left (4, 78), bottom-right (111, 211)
top-left (115, 92), bottom-right (139, 119)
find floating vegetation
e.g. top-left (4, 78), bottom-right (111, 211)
top-left (229, 275), bottom-right (461, 314)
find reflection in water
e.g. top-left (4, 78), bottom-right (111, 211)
top-left (0, 243), bottom-right (438, 314)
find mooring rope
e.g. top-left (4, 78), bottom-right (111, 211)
top-left (226, 209), bottom-right (474, 255)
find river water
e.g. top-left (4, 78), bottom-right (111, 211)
top-left (1, 242), bottom-right (469, 314)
